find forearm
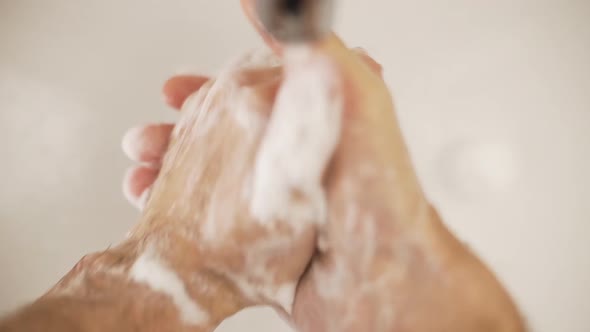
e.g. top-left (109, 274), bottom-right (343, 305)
top-left (390, 207), bottom-right (527, 332)
top-left (0, 289), bottom-right (184, 332)
top-left (0, 231), bottom-right (246, 332)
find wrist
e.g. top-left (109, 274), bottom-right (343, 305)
top-left (41, 230), bottom-right (247, 331)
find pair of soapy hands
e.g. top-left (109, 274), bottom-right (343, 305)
top-left (120, 1), bottom-right (522, 332)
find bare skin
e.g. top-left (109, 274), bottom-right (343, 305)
top-left (124, 2), bottom-right (527, 332)
top-left (1, 1), bottom-right (526, 332)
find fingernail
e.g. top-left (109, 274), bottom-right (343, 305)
top-left (250, 46), bottom-right (343, 226)
top-left (122, 126), bottom-right (145, 162)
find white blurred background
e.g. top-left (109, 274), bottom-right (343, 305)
top-left (0, 1), bottom-right (589, 331)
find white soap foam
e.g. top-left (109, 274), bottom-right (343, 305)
top-left (250, 46), bottom-right (343, 228)
top-left (130, 250), bottom-right (208, 326)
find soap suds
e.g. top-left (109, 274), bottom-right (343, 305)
top-left (250, 46), bottom-right (343, 228)
top-left (130, 250), bottom-right (208, 326)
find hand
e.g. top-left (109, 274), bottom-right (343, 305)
top-left (123, 1), bottom-right (525, 331)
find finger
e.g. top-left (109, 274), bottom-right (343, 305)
top-left (163, 75), bottom-right (210, 110)
top-left (123, 166), bottom-right (158, 210)
top-left (250, 42), bottom-right (343, 226)
top-left (122, 123), bottom-right (175, 164)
